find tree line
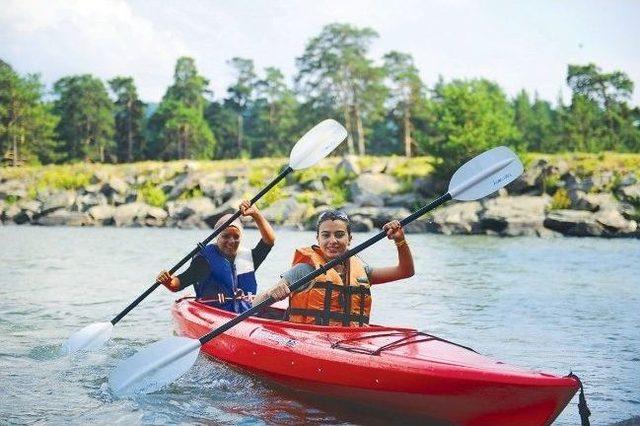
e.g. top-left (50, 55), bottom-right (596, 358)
top-left (1, 23), bottom-right (638, 173)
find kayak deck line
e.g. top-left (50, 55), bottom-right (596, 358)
top-left (172, 298), bottom-right (583, 425)
top-left (330, 330), bottom-right (478, 355)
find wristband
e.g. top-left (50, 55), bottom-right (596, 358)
top-left (395, 239), bottom-right (407, 247)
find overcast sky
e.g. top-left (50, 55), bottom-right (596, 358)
top-left (1, 0), bottom-right (639, 104)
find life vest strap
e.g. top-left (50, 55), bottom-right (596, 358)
top-left (288, 281), bottom-right (371, 326)
top-left (287, 307), bottom-right (370, 326)
top-left (198, 290), bottom-right (253, 306)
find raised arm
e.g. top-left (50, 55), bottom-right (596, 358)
top-left (369, 220), bottom-right (415, 285)
top-left (240, 200), bottom-right (276, 246)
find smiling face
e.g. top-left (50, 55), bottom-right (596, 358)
top-left (216, 226), bottom-right (242, 258)
top-left (316, 219), bottom-right (351, 260)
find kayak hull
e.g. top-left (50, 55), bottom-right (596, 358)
top-left (171, 298), bottom-right (578, 425)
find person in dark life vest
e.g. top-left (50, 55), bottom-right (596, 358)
top-left (156, 200), bottom-right (276, 313)
top-left (254, 210), bottom-right (414, 326)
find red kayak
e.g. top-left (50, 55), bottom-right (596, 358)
top-left (172, 298), bottom-right (580, 425)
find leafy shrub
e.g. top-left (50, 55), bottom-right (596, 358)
top-left (39, 167), bottom-right (91, 190)
top-left (543, 174), bottom-right (561, 195)
top-left (4, 194), bottom-right (19, 204)
top-left (138, 183), bottom-right (167, 207)
top-left (178, 187), bottom-right (205, 200)
top-left (550, 188), bottom-right (571, 210)
top-left (324, 169), bottom-right (351, 207)
top-left (260, 182), bottom-right (286, 208)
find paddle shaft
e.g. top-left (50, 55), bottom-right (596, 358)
top-left (110, 166), bottom-right (294, 326)
top-left (198, 192), bottom-right (452, 345)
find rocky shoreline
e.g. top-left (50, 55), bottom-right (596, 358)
top-left (1, 157), bottom-right (639, 238)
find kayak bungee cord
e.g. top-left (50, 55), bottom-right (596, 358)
top-left (330, 331), bottom-right (478, 355)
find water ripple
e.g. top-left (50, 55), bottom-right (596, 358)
top-left (1, 227), bottom-right (639, 425)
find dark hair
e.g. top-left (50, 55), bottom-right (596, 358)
top-left (316, 210), bottom-right (351, 234)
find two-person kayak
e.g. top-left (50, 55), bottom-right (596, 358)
top-left (172, 298), bottom-right (581, 425)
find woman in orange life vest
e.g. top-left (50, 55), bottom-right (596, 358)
top-left (255, 210), bottom-right (414, 326)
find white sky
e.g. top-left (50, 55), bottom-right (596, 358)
top-left (1, 0), bottom-right (639, 104)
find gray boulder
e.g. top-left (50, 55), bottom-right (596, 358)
top-left (584, 172), bottom-right (615, 193)
top-left (261, 198), bottom-right (309, 225)
top-left (560, 172), bottom-right (592, 192)
top-left (619, 183), bottom-right (640, 204)
top-left (570, 191), bottom-right (623, 213)
top-left (350, 173), bottom-right (401, 199)
top-left (100, 177), bottom-right (129, 196)
top-left (168, 172), bottom-right (200, 200)
top-left (175, 215), bottom-right (209, 229)
top-left (412, 175), bottom-right (447, 198)
top-left (198, 175), bottom-right (228, 204)
top-left (41, 191), bottom-right (76, 214)
top-left (619, 174), bottom-right (637, 187)
top-left (167, 197), bottom-right (217, 221)
top-left (480, 195), bottom-right (550, 236)
top-left (403, 218), bottom-right (431, 234)
top-left (36, 210), bottom-right (91, 227)
top-left (349, 215), bottom-right (374, 232)
top-left (595, 210), bottom-right (637, 236)
top-left (429, 201), bottom-right (482, 235)
top-left (2, 203), bottom-right (21, 222)
top-left (353, 192), bottom-right (385, 207)
top-left (12, 200), bottom-right (42, 225)
top-left (507, 159), bottom-right (548, 195)
top-left (543, 210), bottom-right (603, 237)
top-left (342, 206), bottom-right (411, 228)
top-left (113, 202), bottom-right (150, 227)
top-left (82, 183), bottom-right (103, 194)
top-left (299, 179), bottom-right (324, 192)
top-left (203, 197), bottom-right (244, 228)
top-left (337, 155), bottom-right (361, 176)
top-left (88, 205), bottom-right (116, 224)
top-left (0, 180), bottom-right (27, 200)
top-left (386, 193), bottom-right (420, 209)
top-left (18, 199), bottom-right (42, 214)
top-left (75, 192), bottom-right (108, 212)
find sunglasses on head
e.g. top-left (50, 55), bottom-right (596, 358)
top-left (317, 210), bottom-right (350, 226)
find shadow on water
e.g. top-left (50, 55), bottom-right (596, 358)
top-left (176, 355), bottom-right (449, 426)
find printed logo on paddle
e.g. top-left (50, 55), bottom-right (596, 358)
top-left (251, 328), bottom-right (297, 348)
top-left (492, 172), bottom-right (512, 187)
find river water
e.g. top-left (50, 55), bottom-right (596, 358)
top-left (1, 226), bottom-right (638, 425)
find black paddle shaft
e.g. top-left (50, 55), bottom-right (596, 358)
top-left (199, 191), bottom-right (452, 345)
top-left (110, 166), bottom-right (294, 325)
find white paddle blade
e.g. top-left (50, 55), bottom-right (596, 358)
top-left (448, 146), bottom-right (523, 201)
top-left (109, 336), bottom-right (201, 397)
top-left (289, 119), bottom-right (348, 170)
top-left (61, 321), bottom-right (113, 355)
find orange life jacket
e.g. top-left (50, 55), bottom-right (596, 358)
top-left (287, 246), bottom-right (372, 327)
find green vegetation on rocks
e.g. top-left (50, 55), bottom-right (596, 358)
top-left (1, 154), bottom-right (639, 238)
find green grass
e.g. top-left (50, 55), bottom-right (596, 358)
top-left (525, 152), bottom-right (640, 178)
